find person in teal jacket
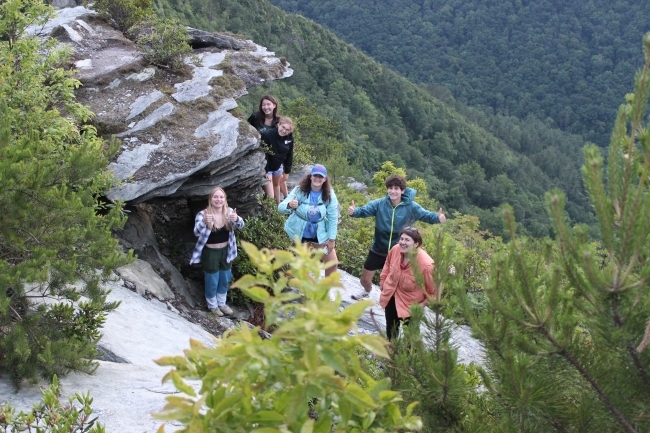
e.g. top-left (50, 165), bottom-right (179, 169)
top-left (279, 164), bottom-right (339, 276)
top-left (347, 174), bottom-right (446, 300)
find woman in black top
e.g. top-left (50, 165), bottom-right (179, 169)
top-left (259, 117), bottom-right (295, 204)
top-left (247, 95), bottom-right (290, 201)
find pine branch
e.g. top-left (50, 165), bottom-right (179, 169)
top-left (611, 292), bottom-right (650, 392)
top-left (545, 415), bottom-right (571, 433)
top-left (541, 326), bottom-right (638, 433)
top-left (638, 319), bottom-right (650, 353)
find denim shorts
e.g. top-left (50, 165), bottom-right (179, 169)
top-left (267, 164), bottom-right (284, 177)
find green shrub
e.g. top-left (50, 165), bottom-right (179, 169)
top-left (1, 0), bottom-right (131, 388)
top-left (233, 197), bottom-right (292, 279)
top-left (230, 197), bottom-right (292, 307)
top-left (90, 0), bottom-right (153, 33)
top-left (132, 17), bottom-right (192, 70)
top-left (155, 242), bottom-right (422, 432)
top-left (0, 375), bottom-right (105, 432)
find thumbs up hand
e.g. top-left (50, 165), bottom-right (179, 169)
top-left (438, 207), bottom-right (446, 224)
top-left (347, 200), bottom-right (356, 216)
top-left (230, 208), bottom-right (238, 222)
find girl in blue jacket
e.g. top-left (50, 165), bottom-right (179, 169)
top-left (278, 164), bottom-right (339, 276)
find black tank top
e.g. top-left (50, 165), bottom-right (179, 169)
top-left (207, 225), bottom-right (229, 244)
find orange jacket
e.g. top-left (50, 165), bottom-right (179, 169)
top-left (379, 244), bottom-right (436, 318)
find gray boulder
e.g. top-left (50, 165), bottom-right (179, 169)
top-left (34, 6), bottom-right (292, 214)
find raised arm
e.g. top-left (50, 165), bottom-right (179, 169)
top-left (351, 198), bottom-right (380, 218)
top-left (228, 207), bottom-right (244, 229)
top-left (278, 187), bottom-right (299, 214)
top-left (413, 203), bottom-right (446, 224)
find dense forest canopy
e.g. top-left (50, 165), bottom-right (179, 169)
top-left (269, 0), bottom-right (648, 146)
top-left (153, 0), bottom-right (599, 237)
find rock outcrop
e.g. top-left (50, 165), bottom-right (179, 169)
top-left (26, 6), bottom-right (293, 305)
top-left (33, 6), bottom-right (291, 215)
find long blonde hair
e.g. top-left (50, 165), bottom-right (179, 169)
top-left (205, 187), bottom-right (231, 231)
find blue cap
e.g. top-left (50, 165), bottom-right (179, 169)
top-left (311, 164), bottom-right (327, 177)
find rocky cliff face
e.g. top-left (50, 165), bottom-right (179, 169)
top-left (29, 6), bottom-right (292, 306)
top-left (40, 6), bottom-right (291, 212)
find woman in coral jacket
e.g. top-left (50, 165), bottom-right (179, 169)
top-left (379, 226), bottom-right (436, 340)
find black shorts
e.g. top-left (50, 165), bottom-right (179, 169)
top-left (363, 249), bottom-right (388, 271)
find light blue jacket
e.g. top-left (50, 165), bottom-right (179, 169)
top-left (278, 187), bottom-right (339, 244)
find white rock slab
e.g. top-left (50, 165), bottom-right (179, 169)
top-left (26, 6), bottom-right (95, 36)
top-left (115, 259), bottom-right (174, 300)
top-left (172, 65), bottom-right (222, 103)
top-left (107, 99), bottom-right (242, 202)
top-left (116, 102), bottom-right (175, 137)
top-left (195, 52), bottom-right (226, 68)
top-left (127, 90), bottom-right (165, 120)
top-left (108, 143), bottom-right (161, 180)
top-left (61, 23), bottom-right (82, 42)
top-left (0, 276), bottom-right (214, 433)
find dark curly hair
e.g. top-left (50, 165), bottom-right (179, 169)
top-left (299, 174), bottom-right (332, 203)
top-left (385, 174), bottom-right (407, 190)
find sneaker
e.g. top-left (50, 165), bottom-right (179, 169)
top-left (351, 290), bottom-right (370, 300)
top-left (209, 307), bottom-right (224, 317)
top-left (219, 305), bottom-right (234, 315)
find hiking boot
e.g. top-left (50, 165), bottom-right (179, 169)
top-left (209, 307), bottom-right (224, 316)
top-left (351, 290), bottom-right (370, 300)
top-left (219, 305), bottom-right (234, 315)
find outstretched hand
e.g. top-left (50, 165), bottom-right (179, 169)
top-left (438, 207), bottom-right (446, 223)
top-left (347, 200), bottom-right (355, 216)
top-left (230, 208), bottom-right (238, 222)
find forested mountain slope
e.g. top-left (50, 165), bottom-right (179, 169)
top-left (153, 0), bottom-right (596, 237)
top-left (270, 0), bottom-right (648, 146)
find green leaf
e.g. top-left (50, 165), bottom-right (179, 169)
top-left (249, 410), bottom-right (285, 423)
top-left (356, 335), bottom-right (389, 358)
top-left (169, 370), bottom-right (196, 397)
top-left (344, 384), bottom-right (377, 409)
top-left (340, 300), bottom-right (373, 321)
top-left (320, 348), bottom-right (348, 374)
top-left (361, 411), bottom-right (376, 430)
top-left (300, 419), bottom-right (315, 433)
